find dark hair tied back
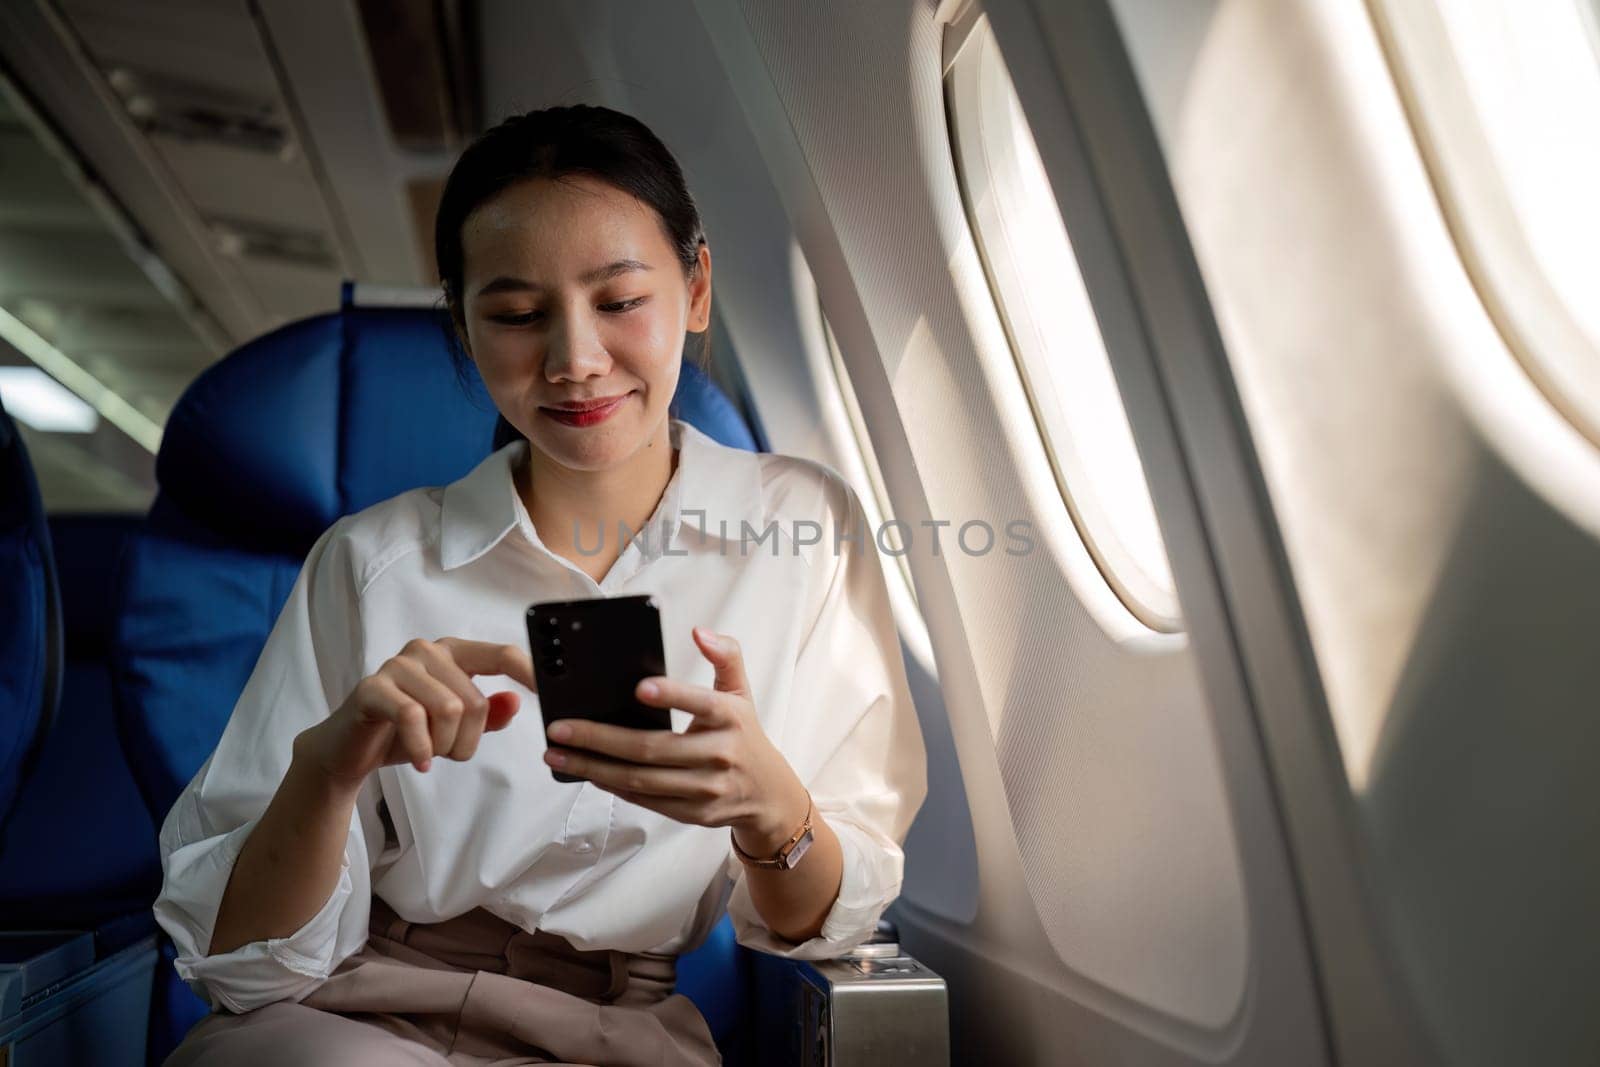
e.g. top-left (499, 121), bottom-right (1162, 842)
top-left (434, 105), bottom-right (710, 448)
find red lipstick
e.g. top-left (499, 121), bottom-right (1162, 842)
top-left (539, 393), bottom-right (630, 427)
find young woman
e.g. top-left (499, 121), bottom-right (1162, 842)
top-left (155, 105), bottom-right (928, 1066)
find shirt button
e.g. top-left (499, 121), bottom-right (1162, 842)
top-left (573, 841), bottom-right (593, 853)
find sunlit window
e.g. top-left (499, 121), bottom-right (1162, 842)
top-left (945, 14), bottom-right (1181, 632)
top-left (1374, 0), bottom-right (1600, 445)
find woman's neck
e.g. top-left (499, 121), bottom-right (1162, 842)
top-left (517, 420), bottom-right (678, 581)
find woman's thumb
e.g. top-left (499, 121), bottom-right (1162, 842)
top-left (485, 691), bottom-right (521, 731)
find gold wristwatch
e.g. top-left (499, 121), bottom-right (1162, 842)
top-left (732, 793), bottom-right (814, 870)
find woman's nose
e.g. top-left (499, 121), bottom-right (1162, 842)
top-left (543, 310), bottom-right (612, 382)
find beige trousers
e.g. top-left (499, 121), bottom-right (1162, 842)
top-left (162, 896), bottom-right (721, 1066)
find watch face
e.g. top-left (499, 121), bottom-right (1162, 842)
top-left (782, 827), bottom-right (814, 870)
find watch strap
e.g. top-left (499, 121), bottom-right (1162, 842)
top-left (732, 793), bottom-right (814, 870)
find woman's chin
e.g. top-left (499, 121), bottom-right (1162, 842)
top-left (527, 422), bottom-right (637, 473)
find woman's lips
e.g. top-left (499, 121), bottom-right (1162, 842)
top-left (539, 394), bottom-right (630, 427)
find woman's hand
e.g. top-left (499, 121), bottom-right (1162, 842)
top-left (296, 637), bottom-right (537, 788)
top-left (543, 626), bottom-right (812, 856)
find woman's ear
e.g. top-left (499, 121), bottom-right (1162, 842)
top-left (687, 243), bottom-right (713, 333)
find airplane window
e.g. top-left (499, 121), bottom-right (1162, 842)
top-left (945, 15), bottom-right (1182, 632)
top-left (1373, 0), bottom-right (1600, 445)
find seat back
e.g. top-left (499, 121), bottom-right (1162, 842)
top-left (0, 515), bottom-right (159, 931)
top-left (115, 307), bottom-right (504, 819)
top-left (111, 300), bottom-right (756, 1058)
top-left (0, 396), bottom-right (61, 835)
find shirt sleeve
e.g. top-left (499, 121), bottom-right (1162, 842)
top-left (727, 472), bottom-right (929, 959)
top-left (152, 518), bottom-right (384, 1014)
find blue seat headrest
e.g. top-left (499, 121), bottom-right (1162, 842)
top-left (154, 309), bottom-right (498, 556)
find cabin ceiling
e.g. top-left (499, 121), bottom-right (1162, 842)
top-left (0, 0), bottom-right (475, 510)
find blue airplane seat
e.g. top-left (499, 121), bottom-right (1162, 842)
top-left (0, 396), bottom-right (61, 835)
top-left (112, 298), bottom-right (756, 1063)
top-left (0, 515), bottom-right (160, 925)
top-left (1, 409), bottom-right (158, 1065)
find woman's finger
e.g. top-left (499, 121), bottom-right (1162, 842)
top-left (547, 718), bottom-right (722, 767)
top-left (385, 655), bottom-right (463, 758)
top-left (545, 747), bottom-right (722, 801)
top-left (410, 640), bottom-right (492, 760)
top-left (365, 675), bottom-right (435, 771)
top-left (444, 699), bottom-right (487, 761)
top-left (693, 627), bottom-right (751, 698)
top-left (412, 639), bottom-right (490, 716)
top-left (438, 637), bottom-right (537, 693)
top-left (632, 675), bottom-right (734, 728)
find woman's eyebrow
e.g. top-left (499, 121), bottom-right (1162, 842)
top-left (475, 259), bottom-right (653, 298)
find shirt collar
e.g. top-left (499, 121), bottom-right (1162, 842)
top-left (439, 417), bottom-right (765, 571)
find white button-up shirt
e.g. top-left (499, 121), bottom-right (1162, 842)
top-left (153, 418), bottom-right (928, 1014)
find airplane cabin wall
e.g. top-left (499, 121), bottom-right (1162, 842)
top-left (1111, 1), bottom-right (1600, 1064)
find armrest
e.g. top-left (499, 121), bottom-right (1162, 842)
top-left (0, 929), bottom-right (157, 1059)
top-left (742, 931), bottom-right (949, 1067)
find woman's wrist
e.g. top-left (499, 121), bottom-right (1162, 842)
top-left (732, 770), bottom-right (812, 856)
top-left (290, 726), bottom-right (368, 802)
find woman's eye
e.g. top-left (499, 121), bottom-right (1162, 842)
top-left (489, 298), bottom-right (642, 325)
top-left (491, 310), bottom-right (542, 326)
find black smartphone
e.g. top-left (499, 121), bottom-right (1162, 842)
top-left (525, 594), bottom-right (671, 783)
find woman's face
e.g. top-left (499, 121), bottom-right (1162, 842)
top-left (456, 175), bottom-right (711, 472)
